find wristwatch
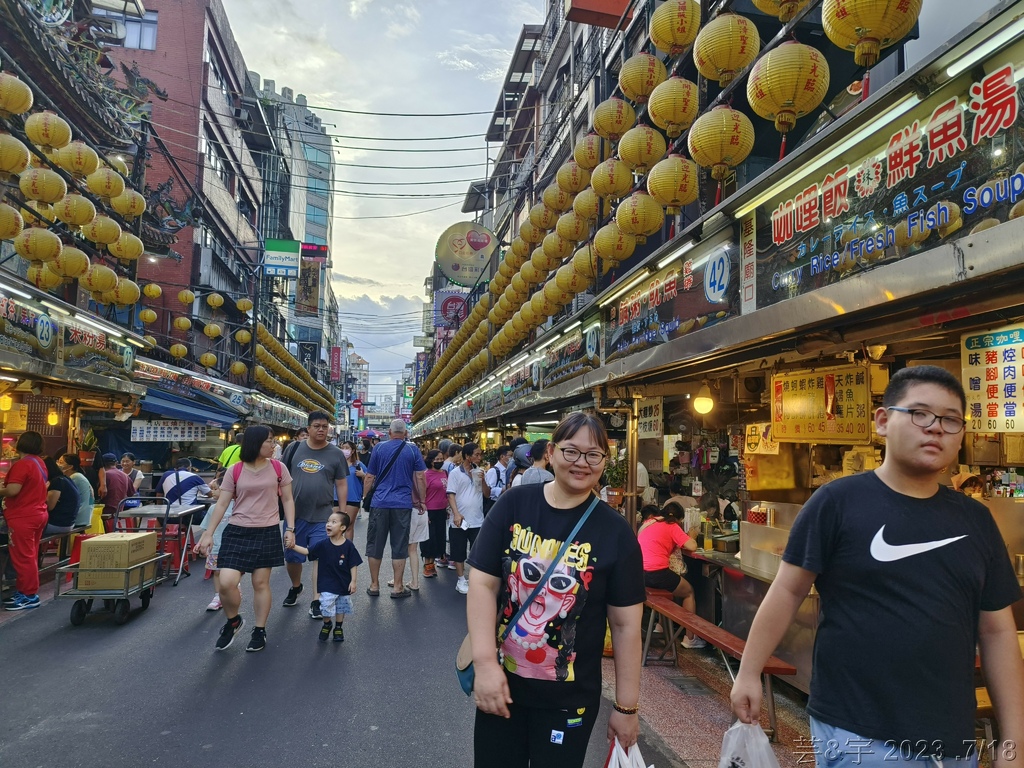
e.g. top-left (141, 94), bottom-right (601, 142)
top-left (285, 527), bottom-right (295, 533)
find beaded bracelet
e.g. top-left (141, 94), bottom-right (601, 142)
top-left (613, 702), bottom-right (639, 715)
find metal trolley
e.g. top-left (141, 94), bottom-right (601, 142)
top-left (55, 552), bottom-right (172, 625)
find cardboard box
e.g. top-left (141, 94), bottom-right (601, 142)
top-left (78, 532), bottom-right (158, 591)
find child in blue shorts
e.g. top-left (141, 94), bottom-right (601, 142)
top-left (287, 511), bottom-right (362, 642)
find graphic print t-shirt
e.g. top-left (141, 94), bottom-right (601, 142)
top-left (784, 472), bottom-right (1022, 759)
top-left (307, 538), bottom-right (363, 595)
top-left (289, 442), bottom-right (347, 523)
top-left (468, 485), bottom-right (645, 708)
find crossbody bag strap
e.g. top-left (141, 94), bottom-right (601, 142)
top-left (498, 495), bottom-right (600, 643)
top-left (371, 441), bottom-right (406, 491)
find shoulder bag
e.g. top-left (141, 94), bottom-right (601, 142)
top-left (455, 495), bottom-right (600, 696)
top-left (362, 441), bottom-right (407, 511)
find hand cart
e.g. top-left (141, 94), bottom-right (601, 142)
top-left (113, 498), bottom-right (205, 586)
top-left (55, 552), bottom-right (172, 625)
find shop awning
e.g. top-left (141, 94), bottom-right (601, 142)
top-left (139, 391), bottom-right (241, 428)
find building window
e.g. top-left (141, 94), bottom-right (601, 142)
top-left (93, 9), bottom-right (158, 50)
top-left (303, 144), bottom-right (331, 169)
top-left (202, 126), bottom-right (233, 191)
top-left (308, 176), bottom-right (329, 197)
top-left (306, 234), bottom-right (327, 246)
top-left (306, 203), bottom-right (328, 227)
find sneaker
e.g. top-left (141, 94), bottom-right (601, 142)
top-left (436, 557), bottom-right (449, 568)
top-left (333, 625), bottom-right (345, 643)
top-left (206, 594), bottom-right (222, 612)
top-left (282, 584), bottom-right (303, 607)
top-left (423, 563), bottom-right (437, 578)
top-left (447, 560), bottom-right (457, 570)
top-left (2, 591), bottom-right (26, 607)
top-left (3, 593), bottom-right (40, 611)
top-left (319, 624), bottom-right (331, 642)
top-left (246, 627), bottom-right (267, 652)
top-left (309, 599), bottom-right (322, 619)
top-left (455, 576), bottom-right (469, 594)
top-left (215, 617), bottom-right (244, 650)
top-left (681, 635), bottom-right (707, 649)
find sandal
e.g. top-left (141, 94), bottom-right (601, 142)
top-left (366, 587), bottom-right (380, 597)
top-left (390, 589), bottom-right (412, 599)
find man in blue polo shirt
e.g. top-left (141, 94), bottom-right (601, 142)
top-left (363, 419), bottom-right (426, 599)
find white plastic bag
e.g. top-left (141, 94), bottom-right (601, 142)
top-left (719, 721), bottom-right (781, 768)
top-left (606, 737), bottom-right (654, 768)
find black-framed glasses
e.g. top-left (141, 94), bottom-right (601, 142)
top-left (555, 444), bottom-right (607, 466)
top-left (886, 406), bottom-right (966, 434)
top-left (309, 423), bottom-right (330, 430)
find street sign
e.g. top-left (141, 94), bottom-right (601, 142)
top-left (351, 398), bottom-right (362, 409)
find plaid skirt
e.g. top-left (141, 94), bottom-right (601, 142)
top-left (217, 524), bottom-right (284, 572)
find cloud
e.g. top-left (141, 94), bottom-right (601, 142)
top-left (348, 0), bottom-right (375, 18)
top-left (336, 275), bottom-right (387, 287)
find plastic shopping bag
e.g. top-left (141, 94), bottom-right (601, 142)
top-left (605, 737), bottom-right (653, 768)
top-left (719, 721), bottom-right (781, 768)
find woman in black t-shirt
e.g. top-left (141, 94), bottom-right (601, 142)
top-left (466, 413), bottom-right (646, 768)
top-left (44, 456), bottom-right (80, 534)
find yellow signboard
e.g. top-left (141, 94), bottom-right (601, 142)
top-left (771, 364), bottom-right (871, 445)
top-left (434, 222), bottom-right (498, 286)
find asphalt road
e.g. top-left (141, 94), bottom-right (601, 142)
top-left (0, 522), bottom-right (684, 768)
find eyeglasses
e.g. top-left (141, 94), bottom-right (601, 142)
top-left (886, 406), bottom-right (966, 434)
top-left (555, 444), bottom-right (607, 466)
top-left (309, 424), bottom-right (329, 430)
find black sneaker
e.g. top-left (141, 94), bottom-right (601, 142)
top-left (246, 627), bottom-right (267, 652)
top-left (333, 625), bottom-right (344, 643)
top-left (309, 599), bottom-right (322, 619)
top-left (319, 624), bottom-right (331, 642)
top-left (215, 617), bottom-right (244, 651)
top-left (282, 584), bottom-right (303, 607)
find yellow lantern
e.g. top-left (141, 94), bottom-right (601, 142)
top-left (556, 161), bottom-right (592, 194)
top-left (50, 247), bottom-right (90, 279)
top-left (688, 105), bottom-right (755, 203)
top-left (593, 98), bottom-right (636, 142)
top-left (747, 41), bottom-right (830, 159)
top-left (21, 200), bottom-right (53, 228)
top-left (619, 53), bottom-right (668, 106)
top-left (178, 289), bottom-right (195, 305)
top-left (498, 259), bottom-right (516, 279)
top-left (511, 311), bottom-right (529, 335)
top-left (616, 193), bottom-right (664, 244)
top-left (573, 133), bottom-right (607, 171)
top-left (520, 261), bottom-right (546, 285)
top-left (106, 155), bottom-right (129, 175)
top-left (572, 189), bottom-right (602, 222)
top-left (573, 244), bottom-right (612, 279)
top-left (206, 292), bottom-right (225, 309)
top-left (13, 227), bottom-right (61, 262)
top-left (0, 132), bottom-right (30, 180)
top-left (505, 248), bottom-right (527, 271)
top-left (112, 278), bottom-right (141, 306)
top-left (542, 279), bottom-right (574, 306)
top-left (24, 111), bottom-right (72, 151)
top-left (751, 0), bottom-right (811, 23)
top-left (0, 202), bottom-right (24, 241)
top-left (26, 261), bottom-right (62, 290)
top-left (199, 353), bottom-right (218, 368)
top-left (230, 361), bottom-right (248, 376)
top-left (53, 192), bottom-right (96, 228)
top-left (169, 343), bottom-right (188, 359)
top-left (618, 125), bottom-right (667, 174)
top-left (542, 232), bottom-right (574, 261)
top-left (531, 246), bottom-right (561, 273)
top-left (555, 263), bottom-right (589, 293)
top-left (594, 222), bottom-right (638, 263)
top-left (204, 323), bottom-right (222, 338)
top-left (142, 335), bottom-right (156, 347)
top-left (138, 308), bottom-right (158, 324)
top-left (511, 273), bottom-right (529, 296)
top-left (0, 72), bottom-right (33, 118)
top-left (647, 154), bottom-right (699, 214)
top-left (236, 297), bottom-right (253, 312)
top-left (591, 157), bottom-right (634, 200)
top-left (173, 316), bottom-right (192, 332)
top-left (108, 232), bottom-right (144, 261)
top-left (55, 141), bottom-right (99, 177)
top-left (650, 0), bottom-right (702, 55)
top-left (541, 184), bottom-right (574, 213)
top-left (823, 0), bottom-right (922, 67)
top-left (518, 220), bottom-right (545, 244)
top-left (82, 215), bottom-right (121, 245)
top-left (511, 236), bottom-right (531, 260)
top-left (648, 78), bottom-right (699, 138)
top-left (529, 290), bottom-right (548, 316)
top-left (520, 302), bottom-right (539, 326)
top-left (693, 14), bottom-right (760, 86)
top-left (80, 264), bottom-right (118, 293)
top-left (19, 167), bottom-right (67, 204)
top-left (143, 283), bottom-right (162, 299)
top-left (556, 210), bottom-right (591, 242)
top-left (86, 167), bottom-right (125, 200)
top-left (109, 188), bottom-right (146, 219)
top-left (529, 203), bottom-right (558, 231)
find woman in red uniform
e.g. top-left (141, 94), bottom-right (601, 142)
top-left (1, 432), bottom-right (50, 611)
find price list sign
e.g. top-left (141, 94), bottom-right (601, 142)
top-left (961, 323), bottom-right (1024, 432)
top-left (771, 364), bottom-right (871, 444)
top-left (131, 420), bottom-right (207, 442)
top-left (636, 397), bottom-right (663, 439)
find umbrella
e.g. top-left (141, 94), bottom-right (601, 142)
top-left (356, 429), bottom-right (380, 438)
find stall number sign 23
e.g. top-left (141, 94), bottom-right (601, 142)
top-left (704, 250), bottom-right (730, 303)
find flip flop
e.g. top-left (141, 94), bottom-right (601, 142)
top-left (390, 589), bottom-right (412, 599)
top-left (366, 587), bottom-right (380, 597)
top-left (409, 584), bottom-right (419, 591)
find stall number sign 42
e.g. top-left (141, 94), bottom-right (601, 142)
top-left (704, 250), bottom-right (730, 303)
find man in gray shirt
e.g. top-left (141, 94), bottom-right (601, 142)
top-left (282, 411), bottom-right (348, 619)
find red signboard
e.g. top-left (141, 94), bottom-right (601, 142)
top-left (352, 398), bottom-right (362, 409)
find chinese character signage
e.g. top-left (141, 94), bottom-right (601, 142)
top-left (637, 397), bottom-right (663, 439)
top-left (414, 352), bottom-right (428, 389)
top-left (502, 362), bottom-right (539, 405)
top-left (263, 238), bottom-right (301, 277)
top-left (962, 323), bottom-right (1024, 432)
top-left (433, 290), bottom-right (469, 330)
top-left (605, 247), bottom-right (735, 364)
top-left (740, 214), bottom-right (757, 314)
top-left (770, 364), bottom-right (871, 444)
top-left (542, 325), bottom-right (600, 388)
top-left (481, 384), bottom-right (502, 413)
top-left (330, 346), bottom-right (342, 383)
top-left (296, 258), bottom-right (321, 316)
top-left (130, 420), bottom-right (207, 442)
top-left (755, 61), bottom-right (1023, 310)
top-left (434, 222), bottom-right (498, 287)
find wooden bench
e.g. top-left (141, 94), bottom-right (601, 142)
top-left (643, 588), bottom-right (797, 741)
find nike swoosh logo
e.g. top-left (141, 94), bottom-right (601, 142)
top-left (870, 526), bottom-right (967, 562)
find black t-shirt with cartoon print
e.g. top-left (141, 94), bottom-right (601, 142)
top-left (469, 484), bottom-right (646, 709)
top-left (784, 471), bottom-right (1021, 758)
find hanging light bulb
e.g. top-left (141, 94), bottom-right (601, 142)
top-left (693, 381), bottom-right (714, 414)
top-left (47, 405), bottom-right (59, 426)
top-left (0, 393), bottom-right (12, 411)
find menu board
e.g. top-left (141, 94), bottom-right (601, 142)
top-left (131, 420), bottom-right (207, 442)
top-left (502, 363), bottom-right (539, 405)
top-left (962, 322), bottom-right (1024, 432)
top-left (636, 397), bottom-right (663, 439)
top-left (771, 364), bottom-right (871, 444)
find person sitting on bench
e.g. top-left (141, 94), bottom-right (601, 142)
top-left (43, 456), bottom-right (79, 536)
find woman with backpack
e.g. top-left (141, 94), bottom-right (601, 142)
top-left (195, 426), bottom-right (296, 653)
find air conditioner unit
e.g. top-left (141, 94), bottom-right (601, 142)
top-left (234, 107), bottom-right (251, 123)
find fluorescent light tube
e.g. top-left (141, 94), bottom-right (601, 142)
top-left (946, 16), bottom-right (1024, 78)
top-left (658, 241), bottom-right (696, 269)
top-left (599, 270), bottom-right (651, 308)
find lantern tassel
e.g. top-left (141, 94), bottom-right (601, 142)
top-left (715, 182), bottom-right (722, 207)
top-left (669, 217), bottom-right (676, 239)
top-left (861, 69), bottom-right (870, 102)
top-left (779, 134), bottom-right (788, 162)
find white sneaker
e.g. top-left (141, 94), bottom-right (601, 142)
top-left (206, 594), bottom-right (222, 612)
top-left (681, 635), bottom-right (707, 649)
top-left (455, 576), bottom-right (469, 594)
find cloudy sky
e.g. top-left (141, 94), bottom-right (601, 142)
top-left (220, 0), bottom-right (544, 399)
